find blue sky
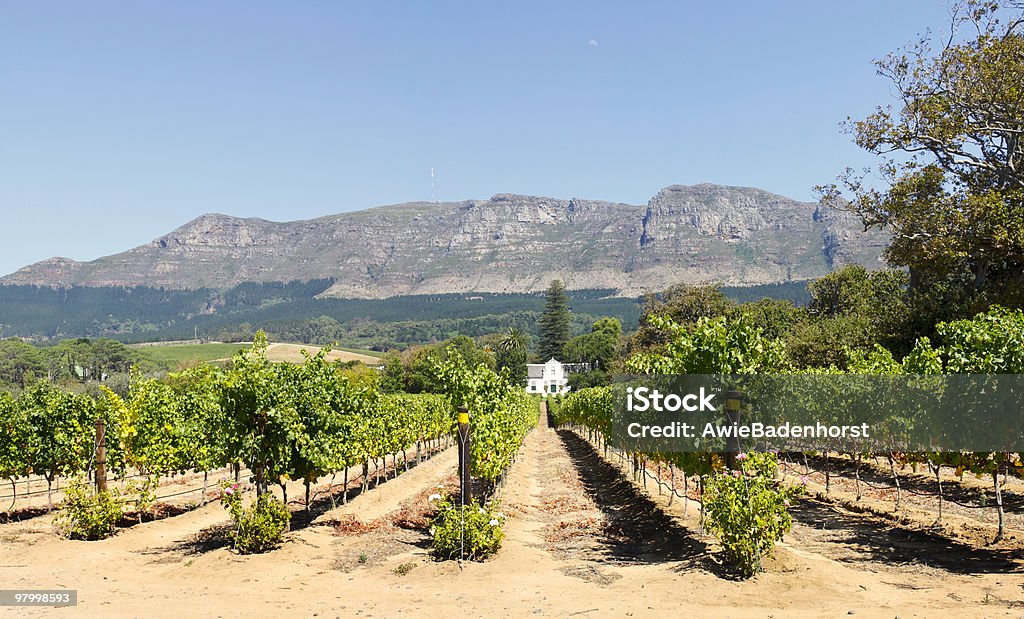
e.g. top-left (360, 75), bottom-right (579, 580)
top-left (1, 1), bottom-right (952, 276)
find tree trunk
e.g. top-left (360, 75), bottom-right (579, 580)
top-left (257, 465), bottom-right (269, 497)
top-left (667, 464), bottom-right (674, 506)
top-left (683, 473), bottom-right (689, 517)
top-left (888, 455), bottom-right (901, 512)
top-left (697, 477), bottom-right (704, 532)
top-left (854, 454), bottom-right (862, 502)
top-left (824, 451), bottom-right (831, 496)
top-left (993, 469), bottom-right (1005, 542)
top-left (305, 480), bottom-right (311, 512)
top-left (343, 468), bottom-right (349, 505)
top-left (974, 260), bottom-right (989, 291)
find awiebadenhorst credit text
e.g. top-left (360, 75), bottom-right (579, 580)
top-left (624, 386), bottom-right (871, 439)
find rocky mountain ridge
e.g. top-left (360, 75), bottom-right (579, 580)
top-left (1, 183), bottom-right (888, 298)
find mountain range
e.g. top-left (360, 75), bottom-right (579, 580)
top-left (2, 183), bottom-right (887, 297)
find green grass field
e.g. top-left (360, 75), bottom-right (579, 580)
top-left (137, 342), bottom-right (252, 365)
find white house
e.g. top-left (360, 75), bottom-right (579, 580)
top-left (525, 358), bottom-right (570, 395)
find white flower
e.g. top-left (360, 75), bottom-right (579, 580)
top-left (429, 526), bottom-right (436, 535)
top-left (478, 508), bottom-right (486, 514)
top-left (495, 512), bottom-right (506, 519)
top-left (428, 493), bottom-right (441, 502)
top-left (488, 519), bottom-right (499, 526)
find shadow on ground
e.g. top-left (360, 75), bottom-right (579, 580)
top-left (790, 496), bottom-right (1023, 574)
top-left (150, 444), bottom-right (451, 557)
top-left (554, 429), bottom-right (726, 575)
top-left (0, 506), bottom-right (50, 524)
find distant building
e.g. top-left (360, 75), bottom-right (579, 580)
top-left (526, 358), bottom-right (570, 395)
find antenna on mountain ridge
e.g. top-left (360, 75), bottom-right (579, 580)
top-left (431, 167), bottom-right (436, 203)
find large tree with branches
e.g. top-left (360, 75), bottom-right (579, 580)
top-left (820, 0), bottom-right (1024, 297)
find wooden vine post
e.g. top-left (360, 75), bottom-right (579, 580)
top-left (94, 418), bottom-right (108, 493)
top-left (724, 389), bottom-right (742, 470)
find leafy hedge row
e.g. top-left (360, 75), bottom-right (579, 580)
top-left (431, 353), bottom-right (540, 481)
top-left (0, 334), bottom-right (454, 507)
top-left (551, 306), bottom-right (1024, 575)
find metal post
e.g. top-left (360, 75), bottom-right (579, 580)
top-left (95, 418), bottom-right (107, 493)
top-left (457, 406), bottom-right (471, 505)
top-left (725, 389), bottom-right (742, 470)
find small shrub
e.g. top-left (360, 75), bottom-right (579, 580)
top-left (219, 482), bottom-right (291, 554)
top-left (392, 561), bottom-right (416, 575)
top-left (53, 479), bottom-right (123, 540)
top-left (701, 453), bottom-right (802, 579)
top-left (429, 495), bottom-right (506, 560)
top-left (124, 474), bottom-right (158, 522)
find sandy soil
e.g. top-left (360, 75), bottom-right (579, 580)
top-left (1, 415), bottom-right (1022, 618)
top-left (262, 343), bottom-right (381, 366)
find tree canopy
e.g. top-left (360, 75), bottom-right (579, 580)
top-left (820, 0), bottom-right (1024, 300)
top-left (537, 280), bottom-right (571, 361)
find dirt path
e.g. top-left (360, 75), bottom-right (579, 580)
top-left (310, 447), bottom-right (457, 525)
top-left (540, 423), bottom-right (1024, 617)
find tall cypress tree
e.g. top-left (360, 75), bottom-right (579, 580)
top-left (537, 280), bottom-right (571, 361)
